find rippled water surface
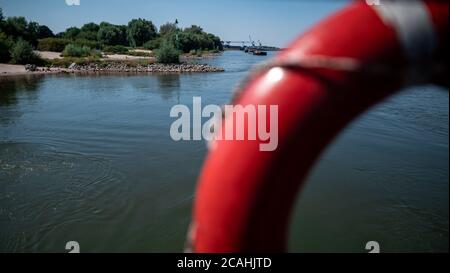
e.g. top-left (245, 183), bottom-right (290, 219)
top-left (0, 51), bottom-right (448, 252)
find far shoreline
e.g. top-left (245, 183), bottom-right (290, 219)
top-left (0, 60), bottom-right (225, 79)
top-left (0, 63), bottom-right (225, 78)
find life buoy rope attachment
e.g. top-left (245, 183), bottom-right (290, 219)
top-left (187, 0), bottom-right (448, 253)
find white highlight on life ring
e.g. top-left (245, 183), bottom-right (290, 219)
top-left (372, 0), bottom-right (436, 62)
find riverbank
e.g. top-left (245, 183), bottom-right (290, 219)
top-left (0, 64), bottom-right (65, 77)
top-left (0, 62), bottom-right (224, 77)
top-left (0, 49), bottom-right (225, 77)
top-left (66, 62), bottom-right (224, 73)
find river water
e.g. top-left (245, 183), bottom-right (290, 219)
top-left (0, 51), bottom-right (448, 252)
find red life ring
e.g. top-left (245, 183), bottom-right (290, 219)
top-left (187, 0), bottom-right (448, 252)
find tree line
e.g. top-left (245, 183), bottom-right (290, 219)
top-left (0, 7), bottom-right (223, 64)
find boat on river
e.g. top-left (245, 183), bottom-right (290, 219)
top-left (252, 50), bottom-right (267, 56)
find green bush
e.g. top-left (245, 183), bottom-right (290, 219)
top-left (62, 43), bottom-right (91, 57)
top-left (37, 37), bottom-right (70, 52)
top-left (103, 45), bottom-right (129, 54)
top-left (10, 38), bottom-right (41, 64)
top-left (156, 42), bottom-right (180, 64)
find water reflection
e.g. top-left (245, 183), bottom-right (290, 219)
top-left (0, 75), bottom-right (44, 125)
top-left (0, 75), bottom-right (43, 106)
top-left (156, 74), bottom-right (181, 102)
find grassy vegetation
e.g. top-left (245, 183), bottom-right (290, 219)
top-left (126, 50), bottom-right (154, 57)
top-left (102, 45), bottom-right (129, 54)
top-left (46, 56), bottom-right (101, 68)
top-left (37, 37), bottom-right (70, 52)
top-left (188, 48), bottom-right (220, 57)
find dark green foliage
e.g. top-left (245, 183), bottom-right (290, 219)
top-left (102, 45), bottom-right (129, 54)
top-left (37, 25), bottom-right (54, 39)
top-left (207, 33), bottom-right (223, 51)
top-left (184, 25), bottom-right (204, 35)
top-left (126, 18), bottom-right (157, 47)
top-left (0, 10), bottom-right (55, 49)
top-left (3, 16), bottom-right (28, 38)
top-left (0, 32), bottom-right (13, 62)
top-left (0, 8), bottom-right (4, 32)
top-left (60, 27), bottom-right (80, 39)
top-left (10, 38), bottom-right (41, 64)
top-left (37, 37), bottom-right (70, 52)
top-left (78, 22), bottom-right (100, 40)
top-left (166, 26), bottom-right (223, 53)
top-left (81, 22), bottom-right (100, 33)
top-left (2, 16), bottom-right (40, 46)
top-left (97, 24), bottom-right (127, 45)
top-left (156, 41), bottom-right (180, 64)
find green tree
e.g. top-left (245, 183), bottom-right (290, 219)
top-left (37, 25), bottom-right (54, 39)
top-left (159, 22), bottom-right (178, 37)
top-left (10, 38), bottom-right (40, 64)
top-left (165, 26), bottom-right (223, 53)
top-left (81, 22), bottom-right (99, 33)
top-left (126, 18), bottom-right (157, 47)
top-left (61, 27), bottom-right (81, 39)
top-left (207, 33), bottom-right (223, 51)
top-left (97, 24), bottom-right (126, 45)
top-left (184, 25), bottom-right (203, 35)
top-left (1, 17), bottom-right (42, 46)
top-left (4, 16), bottom-right (28, 38)
top-left (78, 22), bottom-right (99, 40)
top-left (26, 21), bottom-right (39, 46)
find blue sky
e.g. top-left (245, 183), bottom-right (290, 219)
top-left (0, 0), bottom-right (348, 47)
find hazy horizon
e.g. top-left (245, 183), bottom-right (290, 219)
top-left (0, 0), bottom-right (348, 48)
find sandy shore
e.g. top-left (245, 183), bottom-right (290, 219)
top-left (103, 54), bottom-right (154, 61)
top-left (36, 51), bottom-right (63, 60)
top-left (0, 50), bottom-right (224, 77)
top-left (0, 63), bottom-right (68, 77)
